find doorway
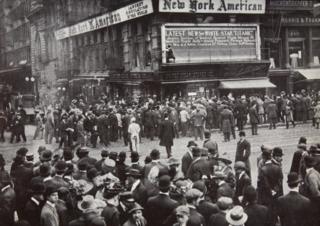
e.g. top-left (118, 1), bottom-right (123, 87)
top-left (288, 40), bottom-right (305, 68)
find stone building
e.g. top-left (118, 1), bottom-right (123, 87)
top-left (27, 0), bottom-right (320, 103)
top-left (261, 0), bottom-right (320, 93)
top-left (0, 0), bottom-right (34, 111)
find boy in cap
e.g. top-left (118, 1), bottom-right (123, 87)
top-left (41, 185), bottom-right (59, 226)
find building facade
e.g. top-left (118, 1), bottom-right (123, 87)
top-left (0, 0), bottom-right (34, 111)
top-left (262, 0), bottom-right (320, 93)
top-left (26, 0), bottom-right (320, 104)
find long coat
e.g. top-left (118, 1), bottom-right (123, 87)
top-left (159, 119), bottom-right (175, 147)
top-left (266, 102), bottom-right (277, 119)
top-left (244, 203), bottom-right (269, 226)
top-left (132, 181), bottom-right (148, 207)
top-left (235, 139), bottom-right (251, 177)
top-left (235, 172), bottom-right (251, 204)
top-left (0, 186), bottom-right (16, 226)
top-left (145, 193), bottom-right (178, 226)
top-left (249, 106), bottom-right (259, 124)
top-left (258, 161), bottom-right (283, 206)
top-left (275, 191), bottom-right (311, 226)
top-left (220, 109), bottom-right (234, 134)
top-left (181, 151), bottom-right (193, 177)
top-left (23, 197), bottom-right (44, 226)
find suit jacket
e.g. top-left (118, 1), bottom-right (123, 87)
top-left (275, 191), bottom-right (311, 226)
top-left (217, 182), bottom-right (235, 200)
top-left (235, 139), bottom-right (251, 177)
top-left (289, 146), bottom-right (305, 174)
top-left (186, 158), bottom-right (211, 182)
top-left (249, 106), bottom-right (259, 124)
top-left (132, 181), bottom-right (148, 207)
top-left (197, 200), bottom-right (219, 225)
top-left (101, 204), bottom-right (121, 226)
top-left (258, 161), bottom-right (283, 206)
top-left (304, 168), bottom-right (320, 198)
top-left (0, 186), bottom-right (16, 226)
top-left (235, 172), bottom-right (251, 203)
top-left (208, 211), bottom-right (228, 226)
top-left (23, 197), bottom-right (43, 226)
top-left (159, 119), bottom-right (175, 147)
top-left (188, 207), bottom-right (205, 226)
top-left (41, 202), bottom-right (59, 226)
top-left (146, 193), bottom-right (178, 226)
top-left (244, 203), bottom-right (269, 226)
top-left (181, 151), bottom-right (193, 177)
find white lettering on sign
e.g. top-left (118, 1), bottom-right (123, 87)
top-left (161, 24), bottom-right (260, 64)
top-left (159, 0), bottom-right (265, 14)
top-left (55, 0), bottom-right (153, 40)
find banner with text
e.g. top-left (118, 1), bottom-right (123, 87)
top-left (55, 0), bottom-right (153, 40)
top-left (161, 24), bottom-right (260, 64)
top-left (159, 0), bottom-right (265, 14)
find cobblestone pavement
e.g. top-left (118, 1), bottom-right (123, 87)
top-left (1, 122), bottom-right (320, 192)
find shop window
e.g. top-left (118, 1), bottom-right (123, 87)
top-left (264, 39), bottom-right (282, 69)
top-left (289, 41), bottom-right (305, 68)
top-left (312, 40), bottom-right (320, 66)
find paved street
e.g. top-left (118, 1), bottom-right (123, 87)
top-left (1, 123), bottom-right (320, 192)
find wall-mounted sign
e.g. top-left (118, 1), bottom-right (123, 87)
top-left (159, 0), bottom-right (265, 14)
top-left (55, 0), bottom-right (153, 40)
top-left (280, 16), bottom-right (320, 26)
top-left (161, 24), bottom-right (261, 64)
top-left (268, 1), bottom-right (314, 10)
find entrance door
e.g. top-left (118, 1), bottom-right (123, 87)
top-left (289, 40), bottom-right (305, 68)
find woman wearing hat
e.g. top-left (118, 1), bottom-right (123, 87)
top-left (123, 202), bottom-right (147, 226)
top-left (69, 195), bottom-right (106, 226)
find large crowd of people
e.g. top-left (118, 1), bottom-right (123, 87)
top-left (0, 134), bottom-right (320, 226)
top-left (0, 90), bottom-right (320, 226)
top-left (1, 90), bottom-right (320, 150)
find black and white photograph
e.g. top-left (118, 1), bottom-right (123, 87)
top-left (0, 0), bottom-right (320, 225)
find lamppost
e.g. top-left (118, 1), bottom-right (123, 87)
top-left (25, 75), bottom-right (38, 100)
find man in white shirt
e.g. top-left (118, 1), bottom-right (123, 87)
top-left (180, 108), bottom-right (189, 137)
top-left (128, 117), bottom-right (141, 153)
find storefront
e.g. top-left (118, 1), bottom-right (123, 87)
top-left (261, 1), bottom-right (320, 94)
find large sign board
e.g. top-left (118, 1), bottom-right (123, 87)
top-left (161, 24), bottom-right (261, 64)
top-left (55, 0), bottom-right (153, 40)
top-left (159, 0), bottom-right (265, 14)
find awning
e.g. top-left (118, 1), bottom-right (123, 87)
top-left (297, 69), bottom-right (320, 80)
top-left (162, 79), bottom-right (219, 84)
top-left (0, 67), bottom-right (23, 75)
top-left (219, 78), bottom-right (276, 89)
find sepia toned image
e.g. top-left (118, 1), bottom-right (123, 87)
top-left (0, 0), bottom-right (320, 226)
